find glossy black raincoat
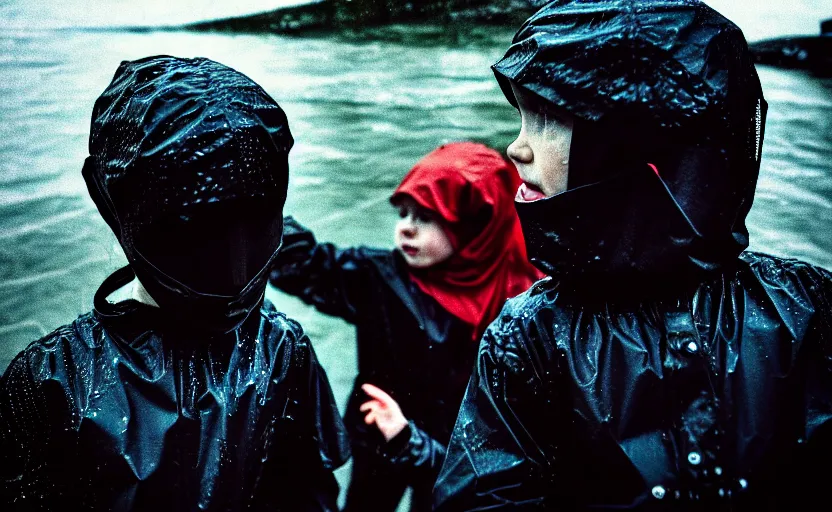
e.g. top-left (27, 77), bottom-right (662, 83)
top-left (0, 56), bottom-right (349, 510)
top-left (270, 217), bottom-right (475, 511)
top-left (434, 1), bottom-right (832, 509)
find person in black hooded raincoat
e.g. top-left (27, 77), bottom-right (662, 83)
top-left (434, 1), bottom-right (832, 510)
top-left (270, 142), bottom-right (541, 511)
top-left (0, 56), bottom-right (350, 511)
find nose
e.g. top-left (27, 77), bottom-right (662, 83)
top-left (507, 133), bottom-right (533, 165)
top-left (397, 216), bottom-right (417, 237)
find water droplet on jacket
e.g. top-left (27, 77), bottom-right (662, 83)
top-left (738, 478), bottom-right (748, 489)
top-left (688, 451), bottom-right (701, 465)
top-left (652, 485), bottom-right (666, 499)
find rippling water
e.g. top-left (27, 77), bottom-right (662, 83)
top-left (1, 0), bottom-right (831, 508)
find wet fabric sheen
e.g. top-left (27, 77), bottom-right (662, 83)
top-left (0, 266), bottom-right (350, 510)
top-left (83, 56), bottom-right (293, 334)
top-left (434, 1), bottom-right (832, 509)
top-left (436, 252), bottom-right (832, 509)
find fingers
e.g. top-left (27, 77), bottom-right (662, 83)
top-left (361, 383), bottom-right (393, 404)
top-left (364, 410), bottom-right (377, 425)
top-left (359, 400), bottom-right (381, 413)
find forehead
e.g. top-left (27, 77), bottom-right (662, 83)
top-left (393, 195), bottom-right (435, 215)
top-left (510, 82), bottom-right (572, 121)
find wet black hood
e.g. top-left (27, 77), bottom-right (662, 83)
top-left (493, 0), bottom-right (767, 288)
top-left (83, 56), bottom-right (293, 333)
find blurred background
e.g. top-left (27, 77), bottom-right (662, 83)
top-left (1, 0), bottom-right (830, 508)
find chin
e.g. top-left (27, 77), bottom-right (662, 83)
top-left (404, 257), bottom-right (423, 268)
top-left (402, 254), bottom-right (431, 269)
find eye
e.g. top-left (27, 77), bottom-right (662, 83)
top-left (414, 211), bottom-right (433, 223)
top-left (398, 208), bottom-right (407, 219)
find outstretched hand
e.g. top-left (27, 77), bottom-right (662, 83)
top-left (359, 383), bottom-right (408, 442)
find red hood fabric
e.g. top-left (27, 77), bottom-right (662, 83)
top-left (392, 142), bottom-right (543, 341)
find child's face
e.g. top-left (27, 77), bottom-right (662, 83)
top-left (507, 82), bottom-right (574, 200)
top-left (394, 198), bottom-right (454, 269)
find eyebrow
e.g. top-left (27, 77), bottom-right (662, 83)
top-left (401, 203), bottom-right (436, 219)
top-left (516, 87), bottom-right (572, 122)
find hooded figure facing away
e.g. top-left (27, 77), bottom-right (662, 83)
top-left (0, 56), bottom-right (349, 511)
top-left (434, 1), bottom-right (832, 510)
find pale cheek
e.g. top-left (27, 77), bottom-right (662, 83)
top-left (533, 128), bottom-right (572, 195)
top-left (425, 228), bottom-right (453, 263)
top-left (542, 158), bottom-right (568, 195)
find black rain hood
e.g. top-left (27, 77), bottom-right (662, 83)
top-left (82, 56), bottom-right (293, 334)
top-left (494, 0), bottom-right (767, 291)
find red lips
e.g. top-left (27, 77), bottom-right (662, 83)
top-left (401, 244), bottom-right (418, 256)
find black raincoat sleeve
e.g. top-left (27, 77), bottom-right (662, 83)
top-left (381, 420), bottom-right (447, 478)
top-left (257, 319), bottom-right (351, 511)
top-left (433, 302), bottom-right (558, 511)
top-left (0, 327), bottom-right (76, 509)
top-left (799, 263), bottom-right (832, 501)
top-left (0, 351), bottom-right (46, 506)
top-left (270, 216), bottom-right (377, 324)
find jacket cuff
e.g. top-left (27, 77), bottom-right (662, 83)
top-left (381, 420), bottom-right (414, 459)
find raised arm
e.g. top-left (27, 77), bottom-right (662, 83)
top-left (270, 216), bottom-right (381, 323)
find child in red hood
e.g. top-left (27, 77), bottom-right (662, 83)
top-left (270, 141), bottom-right (541, 511)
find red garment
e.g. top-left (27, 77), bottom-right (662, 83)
top-left (392, 142), bottom-right (543, 341)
